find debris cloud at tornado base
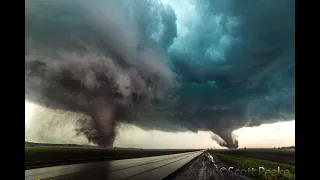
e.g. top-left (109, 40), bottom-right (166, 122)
top-left (25, 0), bottom-right (295, 148)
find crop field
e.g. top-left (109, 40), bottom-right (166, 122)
top-left (210, 148), bottom-right (295, 165)
top-left (25, 146), bottom-right (199, 170)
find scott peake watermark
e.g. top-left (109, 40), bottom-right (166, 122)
top-left (219, 166), bottom-right (291, 179)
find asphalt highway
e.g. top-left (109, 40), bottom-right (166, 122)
top-left (25, 150), bottom-right (204, 180)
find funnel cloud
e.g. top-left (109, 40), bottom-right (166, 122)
top-left (25, 0), bottom-right (295, 148)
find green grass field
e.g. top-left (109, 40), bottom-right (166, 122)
top-left (213, 148), bottom-right (295, 152)
top-left (25, 146), bottom-right (198, 169)
top-left (212, 152), bottom-right (295, 180)
top-left (210, 148), bottom-right (295, 165)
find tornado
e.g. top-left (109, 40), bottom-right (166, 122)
top-left (25, 0), bottom-right (294, 148)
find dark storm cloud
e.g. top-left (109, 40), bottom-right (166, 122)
top-left (25, 0), bottom-right (176, 147)
top-left (162, 0), bottom-right (294, 148)
top-left (25, 0), bottom-right (294, 148)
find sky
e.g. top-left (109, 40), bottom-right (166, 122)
top-left (113, 121), bottom-right (295, 149)
top-left (25, 101), bottom-right (295, 149)
top-left (25, 0), bottom-right (294, 148)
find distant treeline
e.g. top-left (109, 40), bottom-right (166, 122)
top-left (113, 147), bottom-right (143, 149)
top-left (25, 141), bottom-right (96, 148)
top-left (25, 141), bottom-right (144, 149)
top-left (275, 146), bottom-right (295, 149)
top-left (25, 142), bottom-right (202, 151)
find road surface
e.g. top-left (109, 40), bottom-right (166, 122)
top-left (25, 150), bottom-right (204, 180)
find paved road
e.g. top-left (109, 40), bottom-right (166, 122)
top-left (25, 150), bottom-right (204, 180)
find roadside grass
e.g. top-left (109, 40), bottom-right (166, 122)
top-left (213, 153), bottom-right (295, 180)
top-left (210, 148), bottom-right (295, 166)
top-left (25, 147), bottom-right (197, 169)
top-left (212, 148), bottom-right (295, 152)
